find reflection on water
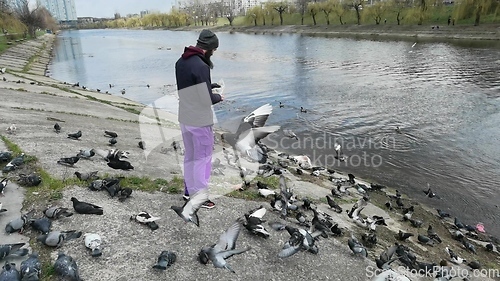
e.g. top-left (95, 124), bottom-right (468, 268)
top-left (49, 29), bottom-right (500, 236)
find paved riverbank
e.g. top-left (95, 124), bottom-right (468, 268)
top-left (0, 34), bottom-right (499, 281)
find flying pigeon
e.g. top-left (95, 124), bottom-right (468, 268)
top-left (171, 189), bottom-right (209, 227)
top-left (84, 233), bottom-right (102, 257)
top-left (37, 230), bottom-right (82, 248)
top-left (153, 251), bottom-right (176, 270)
top-left (20, 252), bottom-right (41, 280)
top-left (130, 211), bottom-right (160, 230)
top-left (67, 130), bottom-right (82, 140)
top-left (71, 197), bottom-right (103, 215)
top-left (221, 103), bottom-right (280, 164)
top-left (53, 252), bottom-right (82, 281)
top-left (44, 206), bottom-right (73, 219)
top-left (197, 219), bottom-right (250, 273)
top-left (283, 129), bottom-right (298, 140)
top-left (243, 206), bottom-right (270, 238)
top-left (348, 234), bottom-right (367, 257)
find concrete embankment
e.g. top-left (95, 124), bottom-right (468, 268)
top-left (0, 33), bottom-right (498, 281)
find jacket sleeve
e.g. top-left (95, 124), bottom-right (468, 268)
top-left (196, 64), bottom-right (222, 105)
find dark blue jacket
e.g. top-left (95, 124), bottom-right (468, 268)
top-left (175, 46), bottom-right (222, 126)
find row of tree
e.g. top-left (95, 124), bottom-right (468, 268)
top-left (0, 0), bottom-right (57, 38)
top-left (88, 0), bottom-right (498, 29)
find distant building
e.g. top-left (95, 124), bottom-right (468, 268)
top-left (39, 0), bottom-right (77, 23)
top-left (140, 10), bottom-right (150, 18)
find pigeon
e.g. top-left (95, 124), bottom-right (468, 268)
top-left (57, 156), bottom-right (80, 167)
top-left (74, 171), bottom-right (98, 181)
top-left (221, 103), bottom-right (280, 164)
top-left (107, 159), bottom-right (134, 170)
top-left (283, 129), bottom-right (298, 140)
top-left (0, 179), bottom-right (7, 196)
top-left (300, 106), bottom-right (307, 113)
top-left (454, 217), bottom-right (465, 229)
top-left (37, 230), bottom-right (82, 248)
top-left (117, 187), bottom-right (132, 202)
top-left (361, 232), bottom-right (377, 246)
top-left (467, 261), bottom-right (481, 270)
top-left (5, 209), bottom-right (35, 233)
top-left (278, 226), bottom-right (322, 258)
top-left (243, 206), bottom-right (270, 238)
top-left (76, 149), bottom-right (95, 159)
top-left (152, 251), bottom-right (176, 270)
top-left (348, 234), bottom-right (367, 257)
top-left (130, 211), bottom-right (160, 230)
top-left (326, 195), bottom-right (342, 213)
top-left (53, 252), bottom-right (82, 281)
top-left (30, 217), bottom-right (52, 234)
top-left (0, 203), bottom-right (6, 214)
top-left (0, 262), bottom-right (20, 280)
top-left (17, 173), bottom-right (42, 187)
top-left (462, 238), bottom-right (477, 254)
top-left (102, 179), bottom-right (120, 197)
top-left (71, 197), bottom-right (103, 215)
top-left (427, 225), bottom-right (442, 243)
top-left (397, 230), bottom-right (414, 241)
top-left (84, 233), bottom-right (102, 257)
top-left (269, 221), bottom-right (286, 231)
top-left (6, 124), bottom-right (16, 134)
top-left (171, 189), bottom-right (208, 227)
top-left (44, 206), bottom-right (73, 219)
top-left (88, 180), bottom-right (106, 191)
top-left (20, 252), bottom-right (41, 281)
top-left (409, 218), bottom-right (423, 228)
top-left (423, 186), bottom-right (440, 198)
top-left (445, 247), bottom-right (466, 264)
top-left (258, 188), bottom-right (275, 197)
top-left (0, 243), bottom-right (29, 260)
top-left (54, 123), bottom-right (61, 133)
top-left (485, 242), bottom-right (494, 252)
top-left (104, 130), bottom-right (118, 138)
top-left (0, 151), bottom-right (12, 162)
top-left (198, 219), bottom-right (250, 273)
top-left (138, 141), bottom-right (146, 150)
top-left (67, 130), bottom-right (82, 140)
top-left (437, 209), bottom-right (450, 218)
top-left (417, 234), bottom-right (435, 246)
top-left (2, 153), bottom-right (25, 172)
top-left (108, 138), bottom-right (117, 146)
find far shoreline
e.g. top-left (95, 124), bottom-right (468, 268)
top-left (166, 23), bottom-right (500, 44)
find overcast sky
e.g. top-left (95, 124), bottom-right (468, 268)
top-left (74, 0), bottom-right (175, 18)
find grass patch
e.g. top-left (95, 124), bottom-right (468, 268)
top-left (22, 42), bottom-right (46, 72)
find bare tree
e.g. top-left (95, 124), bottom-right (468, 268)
top-left (14, 0), bottom-right (45, 38)
top-left (273, 2), bottom-right (288, 25)
top-left (352, 1), bottom-right (362, 25)
top-left (296, 0), bottom-right (308, 25)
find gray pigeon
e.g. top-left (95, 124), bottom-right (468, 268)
top-left (74, 171), bottom-right (98, 181)
top-left (278, 226), bottom-right (322, 258)
top-left (76, 149), bottom-right (94, 159)
top-left (171, 189), bottom-right (209, 227)
top-left (348, 234), bottom-right (367, 257)
top-left (0, 243), bottom-right (29, 261)
top-left (20, 253), bottom-right (41, 281)
top-left (37, 230), bottom-right (82, 248)
top-left (2, 153), bottom-right (24, 173)
top-left (30, 217), bottom-right (52, 234)
top-left (152, 251), bottom-right (176, 270)
top-left (198, 219), bottom-right (250, 273)
top-left (0, 152), bottom-right (12, 163)
top-left (5, 209), bottom-right (35, 233)
top-left (0, 261), bottom-right (20, 281)
top-left (44, 206), bottom-right (73, 219)
top-left (53, 252), bottom-right (81, 281)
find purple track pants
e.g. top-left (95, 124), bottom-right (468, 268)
top-left (180, 124), bottom-right (214, 196)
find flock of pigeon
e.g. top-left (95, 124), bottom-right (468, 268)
top-left (0, 101), bottom-right (499, 280)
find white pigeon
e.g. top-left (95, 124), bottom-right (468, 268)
top-left (1, 67), bottom-right (6, 74)
top-left (258, 189), bottom-right (276, 197)
top-left (283, 129), bottom-right (298, 140)
top-left (6, 124), bottom-right (16, 134)
top-left (292, 155), bottom-right (312, 169)
top-left (445, 247), bottom-right (466, 264)
top-left (0, 202), bottom-right (6, 213)
top-left (84, 233), bottom-right (102, 257)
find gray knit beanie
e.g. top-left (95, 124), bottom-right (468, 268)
top-left (196, 29), bottom-right (219, 50)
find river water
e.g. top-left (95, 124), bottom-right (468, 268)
top-left (49, 29), bottom-right (500, 236)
